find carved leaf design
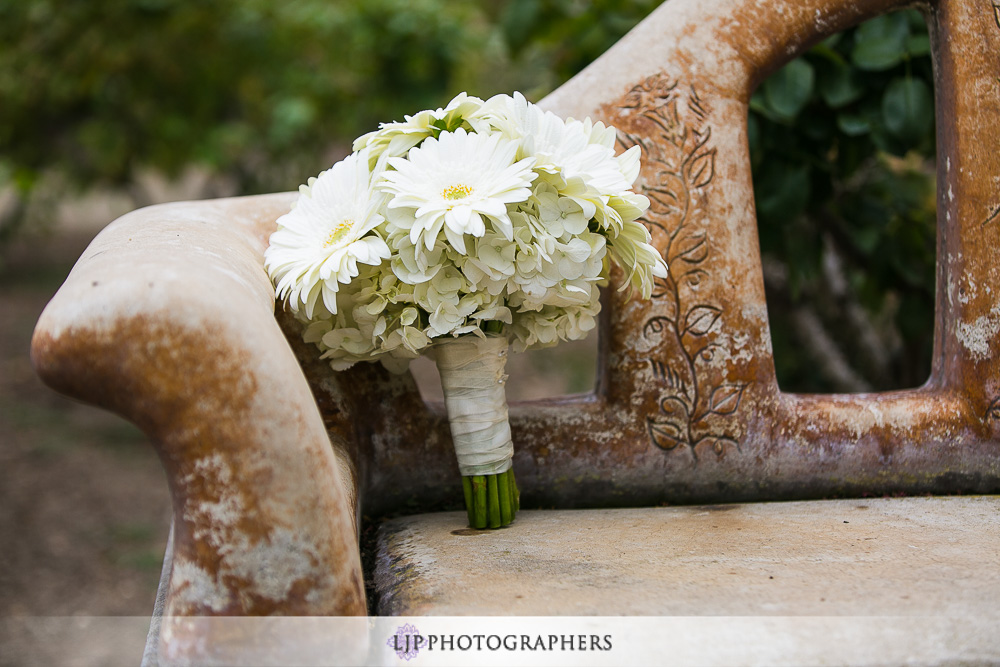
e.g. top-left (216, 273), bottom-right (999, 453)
top-left (693, 436), bottom-right (740, 460)
top-left (648, 187), bottom-right (680, 209)
top-left (649, 171), bottom-right (686, 209)
top-left (689, 148), bottom-right (716, 188)
top-left (647, 418), bottom-right (687, 451)
top-left (651, 276), bottom-right (673, 299)
top-left (657, 364), bottom-right (690, 393)
top-left (620, 89), bottom-right (644, 111)
top-left (682, 268), bottom-right (708, 289)
top-left (983, 206), bottom-right (1000, 228)
top-left (986, 396), bottom-right (1000, 421)
top-left (707, 383), bottom-right (748, 416)
top-left (683, 305), bottom-right (721, 336)
top-left (643, 315), bottom-right (676, 339)
top-left (660, 394), bottom-right (691, 420)
top-left (694, 343), bottom-right (723, 363)
top-left (647, 101), bottom-right (684, 145)
top-left (648, 359), bottom-right (688, 392)
top-left (688, 86), bottom-right (708, 121)
top-left (672, 232), bottom-right (708, 265)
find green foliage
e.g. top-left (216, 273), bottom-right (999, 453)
top-left (749, 9), bottom-right (936, 391)
top-left (1, 0), bottom-right (937, 391)
top-left (0, 0), bottom-right (500, 192)
top-left (496, 0), bottom-right (661, 93)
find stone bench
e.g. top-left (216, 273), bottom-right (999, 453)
top-left (31, 0), bottom-right (1000, 663)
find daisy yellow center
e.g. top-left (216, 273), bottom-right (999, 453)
top-left (442, 184), bottom-right (473, 201)
top-left (324, 220), bottom-right (354, 247)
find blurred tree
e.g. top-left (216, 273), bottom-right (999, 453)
top-left (493, 0), bottom-right (662, 95)
top-left (0, 0), bottom-right (936, 392)
top-left (748, 10), bottom-right (935, 391)
top-left (0, 0), bottom-right (503, 237)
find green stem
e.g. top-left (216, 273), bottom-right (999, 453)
top-left (508, 469), bottom-right (517, 517)
top-left (472, 475), bottom-right (487, 529)
top-left (462, 470), bottom-right (519, 529)
top-left (512, 469), bottom-right (520, 512)
top-left (487, 475), bottom-right (501, 528)
top-left (462, 476), bottom-right (475, 527)
top-left (498, 470), bottom-right (512, 525)
top-left (483, 320), bottom-right (505, 335)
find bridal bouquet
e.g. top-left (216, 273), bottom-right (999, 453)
top-left (265, 92), bottom-right (666, 529)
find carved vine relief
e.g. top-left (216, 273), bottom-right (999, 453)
top-left (983, 3), bottom-right (1000, 420)
top-left (987, 397), bottom-right (1000, 422)
top-left (617, 74), bottom-right (747, 462)
top-left (988, 4), bottom-right (1000, 229)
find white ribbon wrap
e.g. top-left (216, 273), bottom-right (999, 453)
top-left (433, 335), bottom-right (513, 476)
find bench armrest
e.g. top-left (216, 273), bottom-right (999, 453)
top-left (32, 193), bottom-right (365, 616)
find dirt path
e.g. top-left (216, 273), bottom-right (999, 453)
top-left (0, 233), bottom-right (171, 619)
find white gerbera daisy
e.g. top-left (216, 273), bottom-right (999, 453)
top-left (379, 128), bottom-right (536, 254)
top-left (265, 149), bottom-right (390, 318)
top-left (607, 219), bottom-right (669, 299)
top-left (353, 92), bottom-right (487, 161)
top-left (478, 92), bottom-right (630, 194)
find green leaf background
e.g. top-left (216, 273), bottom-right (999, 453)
top-left (0, 1), bottom-right (936, 392)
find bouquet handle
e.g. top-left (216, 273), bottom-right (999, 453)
top-left (435, 334), bottom-right (519, 528)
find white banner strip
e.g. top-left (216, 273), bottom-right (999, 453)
top-left (7, 615), bottom-right (999, 666)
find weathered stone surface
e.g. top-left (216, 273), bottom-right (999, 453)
top-left (375, 496), bottom-right (1000, 618)
top-left (32, 195), bottom-right (366, 623)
